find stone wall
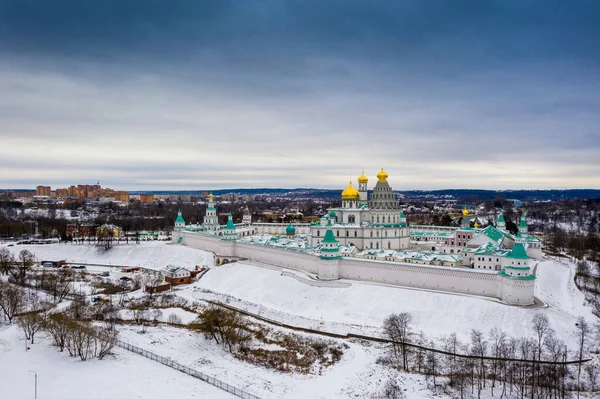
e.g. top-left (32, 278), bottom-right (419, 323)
top-left (172, 231), bottom-right (535, 305)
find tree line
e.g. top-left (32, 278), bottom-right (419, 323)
top-left (381, 312), bottom-right (599, 398)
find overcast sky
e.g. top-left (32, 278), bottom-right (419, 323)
top-left (1, 1), bottom-right (599, 191)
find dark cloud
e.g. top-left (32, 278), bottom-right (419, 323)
top-left (0, 1), bottom-right (599, 189)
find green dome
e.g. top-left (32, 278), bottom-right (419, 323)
top-left (286, 223), bottom-right (296, 235)
top-left (329, 211), bottom-right (336, 218)
top-left (175, 210), bottom-right (185, 224)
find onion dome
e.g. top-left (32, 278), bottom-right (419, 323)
top-left (341, 181), bottom-right (360, 199)
top-left (209, 193), bottom-right (214, 201)
top-left (462, 207), bottom-right (469, 216)
top-left (358, 171), bottom-right (368, 183)
top-left (329, 210), bottom-right (337, 218)
top-left (285, 223), bottom-right (296, 235)
top-left (376, 168), bottom-right (388, 182)
top-left (474, 221), bottom-right (479, 228)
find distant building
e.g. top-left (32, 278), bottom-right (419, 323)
top-left (140, 194), bottom-right (154, 203)
top-left (162, 265), bottom-right (193, 285)
top-left (55, 188), bottom-right (69, 198)
top-left (36, 185), bottom-right (51, 197)
top-left (66, 223), bottom-right (97, 238)
top-left (114, 191), bottom-right (130, 202)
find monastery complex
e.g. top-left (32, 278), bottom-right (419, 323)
top-left (172, 169), bottom-right (543, 306)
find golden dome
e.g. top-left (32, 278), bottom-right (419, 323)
top-left (474, 221), bottom-right (479, 228)
top-left (341, 181), bottom-right (360, 199)
top-left (376, 168), bottom-right (388, 182)
top-left (462, 207), bottom-right (469, 216)
top-left (358, 171), bottom-right (368, 184)
top-left (209, 193), bottom-right (213, 201)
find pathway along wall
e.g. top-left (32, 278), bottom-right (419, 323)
top-left (173, 231), bottom-right (534, 305)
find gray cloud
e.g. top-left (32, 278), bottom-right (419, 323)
top-left (0, 1), bottom-right (599, 190)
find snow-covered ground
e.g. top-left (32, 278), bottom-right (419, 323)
top-left (0, 324), bottom-right (234, 399)
top-left (1, 241), bottom-right (598, 398)
top-left (3, 242), bottom-right (595, 347)
top-left (3, 242), bottom-right (212, 270)
top-left (187, 259), bottom-right (595, 348)
top-left (117, 323), bottom-right (434, 399)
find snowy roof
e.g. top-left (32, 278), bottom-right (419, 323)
top-left (507, 242), bottom-right (529, 260)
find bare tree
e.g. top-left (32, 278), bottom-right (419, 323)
top-left (95, 325), bottom-right (118, 359)
top-left (575, 316), bottom-right (590, 399)
top-left (190, 306), bottom-right (251, 353)
top-left (44, 313), bottom-right (72, 351)
top-left (7, 250), bottom-right (34, 284)
top-left (0, 281), bottom-right (24, 323)
top-left (382, 312), bottom-right (412, 371)
top-left (0, 247), bottom-right (14, 275)
top-left (167, 313), bottom-right (183, 325)
top-left (18, 311), bottom-right (44, 344)
top-left (151, 309), bottom-right (163, 325)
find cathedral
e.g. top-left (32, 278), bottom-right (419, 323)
top-left (308, 169), bottom-right (410, 250)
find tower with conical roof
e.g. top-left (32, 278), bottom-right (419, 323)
top-left (318, 223), bottom-right (341, 279)
top-left (222, 213), bottom-right (237, 240)
top-left (499, 241), bottom-right (535, 305)
top-left (203, 193), bottom-right (219, 232)
top-left (174, 209), bottom-right (185, 231)
top-left (518, 212), bottom-right (528, 238)
top-left (496, 212), bottom-right (506, 232)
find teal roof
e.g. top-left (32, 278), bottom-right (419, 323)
top-left (497, 213), bottom-right (505, 223)
top-left (507, 242), bottom-right (529, 259)
top-left (326, 218), bottom-right (333, 227)
top-left (329, 211), bottom-right (336, 218)
top-left (286, 223), bottom-right (296, 235)
top-left (498, 270), bottom-right (536, 280)
top-left (399, 210), bottom-right (406, 218)
top-left (225, 213), bottom-right (235, 230)
top-left (482, 225), bottom-right (505, 244)
top-left (175, 210), bottom-right (185, 224)
top-left (322, 229), bottom-right (338, 244)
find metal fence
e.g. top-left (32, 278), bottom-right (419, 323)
top-left (116, 341), bottom-right (261, 399)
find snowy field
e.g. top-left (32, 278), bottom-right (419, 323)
top-left (189, 259), bottom-right (595, 348)
top-left (3, 242), bottom-right (596, 348)
top-left (1, 241), bottom-right (599, 398)
top-left (0, 324), bottom-right (234, 399)
top-left (117, 323), bottom-right (433, 399)
top-left (3, 241), bottom-right (212, 270)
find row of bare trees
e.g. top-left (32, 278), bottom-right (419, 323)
top-left (382, 312), bottom-right (600, 398)
top-left (190, 306), bottom-right (252, 353)
top-left (44, 312), bottom-right (118, 361)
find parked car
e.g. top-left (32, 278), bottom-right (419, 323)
top-left (101, 271), bottom-right (110, 277)
top-left (71, 265), bottom-right (86, 270)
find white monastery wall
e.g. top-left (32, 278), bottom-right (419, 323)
top-left (172, 231), bottom-right (534, 305)
top-left (339, 259), bottom-right (501, 298)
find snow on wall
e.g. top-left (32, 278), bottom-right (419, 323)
top-left (174, 231), bottom-right (534, 304)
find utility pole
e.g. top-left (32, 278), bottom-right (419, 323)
top-left (29, 371), bottom-right (37, 399)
